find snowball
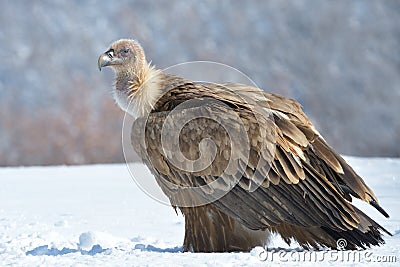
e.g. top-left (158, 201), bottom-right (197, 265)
top-left (78, 232), bottom-right (96, 250)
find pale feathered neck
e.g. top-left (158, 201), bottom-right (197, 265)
top-left (115, 62), bottom-right (163, 118)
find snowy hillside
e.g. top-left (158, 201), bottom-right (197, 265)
top-left (0, 157), bottom-right (399, 266)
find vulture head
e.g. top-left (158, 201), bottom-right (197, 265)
top-left (98, 39), bottom-right (161, 117)
top-left (98, 39), bottom-right (146, 74)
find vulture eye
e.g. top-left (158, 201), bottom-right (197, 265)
top-left (120, 48), bottom-right (131, 57)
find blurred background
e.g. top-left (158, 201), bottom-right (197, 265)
top-left (0, 0), bottom-right (399, 166)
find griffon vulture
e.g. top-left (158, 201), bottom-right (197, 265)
top-left (98, 39), bottom-right (390, 252)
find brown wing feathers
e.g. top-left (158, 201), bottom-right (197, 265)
top-left (268, 92), bottom-right (388, 217)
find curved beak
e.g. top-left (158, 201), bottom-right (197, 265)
top-left (98, 49), bottom-right (122, 71)
top-left (98, 53), bottom-right (111, 71)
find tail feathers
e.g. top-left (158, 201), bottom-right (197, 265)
top-left (320, 226), bottom-right (383, 250)
top-left (352, 205), bottom-right (392, 236)
top-left (272, 205), bottom-right (390, 250)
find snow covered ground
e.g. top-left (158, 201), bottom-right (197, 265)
top-left (0, 157), bottom-right (399, 266)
